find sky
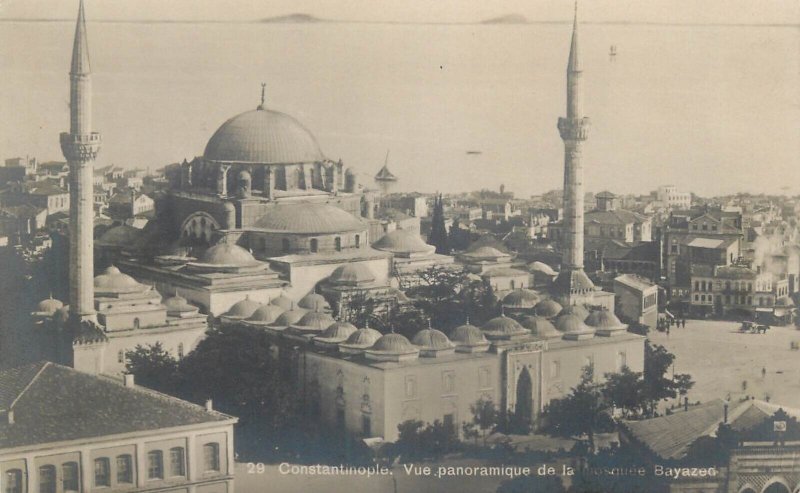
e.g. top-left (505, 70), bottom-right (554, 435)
top-left (0, 0), bottom-right (798, 25)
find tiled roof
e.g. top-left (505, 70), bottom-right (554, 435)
top-left (614, 274), bottom-right (655, 291)
top-left (586, 209), bottom-right (648, 226)
top-left (0, 362), bottom-right (233, 449)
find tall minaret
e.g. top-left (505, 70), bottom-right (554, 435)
top-left (554, 1), bottom-right (594, 305)
top-left (60, 0), bottom-right (101, 323)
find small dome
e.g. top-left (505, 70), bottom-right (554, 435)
top-left (298, 293), bottom-right (330, 312)
top-left (462, 246), bottom-right (508, 260)
top-left (559, 304), bottom-right (591, 321)
top-left (319, 321), bottom-right (358, 340)
top-left (373, 230), bottom-right (435, 255)
top-left (482, 315), bottom-right (528, 339)
top-left (555, 313), bottom-right (595, 339)
top-left (199, 243), bottom-right (260, 267)
top-left (372, 333), bottom-right (415, 352)
top-left (162, 294), bottom-right (199, 316)
top-left (272, 307), bottom-right (309, 327)
top-left (254, 203), bottom-right (364, 234)
top-left (94, 265), bottom-right (147, 294)
top-left (339, 327), bottom-right (383, 353)
top-left (36, 296), bottom-right (64, 316)
top-left (295, 311), bottom-right (336, 330)
top-left (223, 297), bottom-right (263, 319)
top-left (585, 309), bottom-right (627, 334)
top-left (204, 108), bottom-right (325, 164)
top-left (529, 261), bottom-right (557, 276)
top-left (412, 328), bottom-right (455, 350)
top-left (245, 304), bottom-right (285, 324)
top-left (270, 294), bottom-right (295, 310)
top-left (502, 289), bottom-right (541, 309)
top-left (520, 316), bottom-right (561, 339)
top-left (534, 299), bottom-right (563, 318)
top-left (328, 264), bottom-right (375, 286)
top-left (450, 323), bottom-right (488, 346)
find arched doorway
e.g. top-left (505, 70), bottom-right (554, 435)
top-left (514, 367), bottom-right (533, 432)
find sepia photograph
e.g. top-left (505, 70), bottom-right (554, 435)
top-left (0, 1), bottom-right (798, 492)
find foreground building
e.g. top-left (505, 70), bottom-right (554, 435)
top-left (0, 361), bottom-right (236, 493)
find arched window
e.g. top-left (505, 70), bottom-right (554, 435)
top-left (118, 350), bottom-right (124, 363)
top-left (147, 451), bottom-right (163, 480)
top-left (202, 443), bottom-right (220, 472)
top-left (510, 280), bottom-right (516, 290)
top-left (169, 447), bottom-right (185, 477)
top-left (5, 469), bottom-right (22, 493)
top-left (133, 318), bottom-right (140, 329)
top-left (116, 455), bottom-right (133, 484)
top-left (177, 343), bottom-right (184, 359)
top-left (39, 466), bottom-right (56, 493)
top-left (282, 238), bottom-right (290, 253)
top-left (354, 235), bottom-right (360, 248)
top-left (62, 462), bottom-right (79, 492)
top-left (310, 238), bottom-right (318, 253)
top-left (334, 237), bottom-right (342, 252)
top-left (94, 458), bottom-right (110, 487)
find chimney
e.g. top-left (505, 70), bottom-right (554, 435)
top-left (205, 399), bottom-right (213, 412)
top-left (7, 410), bottom-right (14, 425)
top-left (123, 373), bottom-right (135, 388)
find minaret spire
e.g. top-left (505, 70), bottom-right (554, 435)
top-left (258, 82), bottom-right (266, 110)
top-left (70, 0), bottom-right (91, 76)
top-left (61, 0), bottom-right (101, 324)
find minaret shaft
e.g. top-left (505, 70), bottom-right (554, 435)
top-left (554, 1), bottom-right (594, 303)
top-left (61, 0), bottom-right (100, 322)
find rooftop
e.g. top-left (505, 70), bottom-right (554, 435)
top-left (0, 362), bottom-right (233, 450)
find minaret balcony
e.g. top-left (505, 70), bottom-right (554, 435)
top-left (60, 132), bottom-right (101, 144)
top-left (60, 132), bottom-right (102, 162)
top-left (557, 117), bottom-right (591, 141)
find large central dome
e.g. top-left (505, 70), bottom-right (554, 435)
top-left (204, 108), bottom-right (325, 165)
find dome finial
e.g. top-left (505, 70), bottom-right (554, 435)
top-left (257, 82), bottom-right (266, 110)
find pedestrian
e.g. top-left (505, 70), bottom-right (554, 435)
top-left (681, 319), bottom-right (686, 328)
top-left (666, 326), bottom-right (670, 337)
top-left (762, 367), bottom-right (766, 379)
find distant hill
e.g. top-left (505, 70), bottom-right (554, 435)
top-left (481, 14), bottom-right (529, 24)
top-left (260, 13), bottom-right (323, 23)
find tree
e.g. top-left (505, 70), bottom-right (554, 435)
top-left (125, 342), bottom-right (180, 394)
top-left (543, 366), bottom-right (614, 451)
top-left (642, 341), bottom-right (693, 417)
top-left (603, 366), bottom-right (645, 419)
top-left (395, 419), bottom-right (459, 461)
top-left (427, 194), bottom-right (449, 254)
top-left (468, 397), bottom-right (499, 446)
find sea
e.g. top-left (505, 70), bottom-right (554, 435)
top-left (0, 20), bottom-right (798, 197)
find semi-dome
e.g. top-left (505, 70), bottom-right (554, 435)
top-left (204, 108), bottom-right (325, 164)
top-left (449, 323), bottom-right (490, 353)
top-left (585, 308), bottom-right (627, 336)
top-left (520, 315), bottom-right (561, 339)
top-left (162, 294), bottom-right (199, 317)
top-left (365, 333), bottom-right (419, 362)
top-left (482, 315), bottom-right (528, 340)
top-left (298, 293), bottom-right (330, 312)
top-left (534, 299), bottom-right (563, 318)
top-left (35, 296), bottom-right (64, 316)
top-left (502, 289), bottom-right (541, 309)
top-left (373, 230), bottom-right (435, 256)
top-left (271, 307), bottom-right (308, 327)
top-left (198, 243), bottom-right (260, 267)
top-left (270, 294), bottom-right (295, 310)
top-left (221, 297), bottom-right (262, 320)
top-left (555, 314), bottom-right (595, 340)
top-left (328, 264), bottom-right (375, 287)
top-left (254, 202), bottom-right (364, 234)
top-left (244, 304), bottom-right (285, 325)
top-left (412, 328), bottom-right (455, 357)
top-left (339, 327), bottom-right (383, 354)
top-left (529, 261), bottom-right (557, 276)
top-left (293, 311), bottom-right (336, 331)
top-left (559, 304), bottom-right (591, 321)
top-left (94, 266), bottom-right (148, 295)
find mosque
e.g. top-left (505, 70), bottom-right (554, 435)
top-left (33, 0), bottom-right (646, 441)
